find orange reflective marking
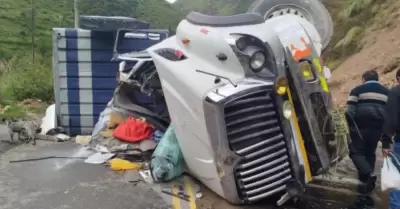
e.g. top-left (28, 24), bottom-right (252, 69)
top-left (290, 37), bottom-right (312, 61)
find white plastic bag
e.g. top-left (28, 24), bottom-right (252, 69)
top-left (381, 155), bottom-right (400, 191)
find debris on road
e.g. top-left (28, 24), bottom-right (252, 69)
top-left (9, 156), bottom-right (87, 163)
top-left (75, 135), bottom-right (92, 145)
top-left (139, 170), bottom-right (154, 184)
top-left (113, 116), bottom-right (154, 143)
top-left (151, 126), bottom-right (185, 183)
top-left (55, 133), bottom-right (71, 142)
top-left (84, 152), bottom-right (116, 164)
top-left (40, 104), bottom-right (56, 135)
top-left (109, 158), bottom-right (142, 171)
top-left (161, 187), bottom-right (190, 202)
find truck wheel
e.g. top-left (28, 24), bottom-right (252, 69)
top-left (247, 0), bottom-right (333, 49)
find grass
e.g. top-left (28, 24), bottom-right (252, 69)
top-left (0, 52), bottom-right (52, 120)
top-left (0, 53), bottom-right (53, 102)
top-left (0, 0), bottom-right (185, 120)
top-left (0, 0), bottom-right (74, 60)
top-left (333, 26), bottom-right (364, 56)
top-left (0, 102), bottom-right (46, 121)
top-left (0, 104), bottom-right (28, 120)
top-left (339, 0), bottom-right (373, 19)
top-left (324, 0), bottom-right (396, 70)
top-left (331, 106), bottom-right (349, 160)
top-left (0, 0), bottom-right (397, 118)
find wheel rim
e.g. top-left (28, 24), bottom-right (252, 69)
top-left (264, 5), bottom-right (314, 24)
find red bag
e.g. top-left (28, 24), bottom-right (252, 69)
top-left (113, 117), bottom-right (154, 143)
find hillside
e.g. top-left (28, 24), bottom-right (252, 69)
top-left (326, 0), bottom-right (400, 105)
top-left (322, 0), bottom-right (395, 68)
top-left (0, 0), bottom-right (258, 61)
top-left (174, 0), bottom-right (252, 15)
top-left (0, 0), bottom-right (183, 60)
top-left (0, 0), bottom-right (184, 108)
top-left (0, 0), bottom-right (74, 59)
top-left (0, 0), bottom-right (400, 109)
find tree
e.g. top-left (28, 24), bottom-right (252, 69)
top-left (79, 0), bottom-right (139, 17)
top-left (19, 0), bottom-right (36, 63)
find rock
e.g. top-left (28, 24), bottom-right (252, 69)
top-left (382, 57), bottom-right (400, 74)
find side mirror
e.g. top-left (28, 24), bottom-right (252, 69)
top-left (323, 66), bottom-right (332, 80)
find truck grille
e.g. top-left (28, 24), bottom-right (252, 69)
top-left (224, 88), bottom-right (292, 202)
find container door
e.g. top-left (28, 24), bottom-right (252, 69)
top-left (52, 28), bottom-right (168, 135)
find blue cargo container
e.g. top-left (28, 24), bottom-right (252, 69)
top-left (52, 27), bottom-right (168, 135)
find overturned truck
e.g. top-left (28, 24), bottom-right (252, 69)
top-left (117, 0), bottom-right (347, 206)
top-left (53, 0), bottom-right (347, 206)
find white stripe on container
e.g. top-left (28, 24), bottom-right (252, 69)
top-left (77, 30), bottom-right (94, 134)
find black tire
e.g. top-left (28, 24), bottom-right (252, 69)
top-left (247, 0), bottom-right (333, 49)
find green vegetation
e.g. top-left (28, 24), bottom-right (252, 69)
top-left (0, 104), bottom-right (28, 120)
top-left (175, 0), bottom-right (251, 15)
top-left (0, 0), bottom-right (75, 118)
top-left (324, 0), bottom-right (398, 69)
top-left (0, 0), bottom-right (251, 112)
top-left (0, 0), bottom-right (397, 119)
top-left (0, 0), bottom-right (74, 60)
top-left (0, 0), bottom-right (182, 118)
top-left (79, 0), bottom-right (183, 31)
top-left (0, 54), bottom-right (53, 102)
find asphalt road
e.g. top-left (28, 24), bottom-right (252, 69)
top-left (0, 124), bottom-right (389, 209)
top-left (0, 141), bottom-right (346, 209)
top-left (0, 125), bottom-right (13, 154)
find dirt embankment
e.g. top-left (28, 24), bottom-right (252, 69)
top-left (330, 16), bottom-right (400, 105)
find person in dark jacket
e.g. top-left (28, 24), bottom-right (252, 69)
top-left (382, 69), bottom-right (400, 209)
top-left (346, 69), bottom-right (391, 209)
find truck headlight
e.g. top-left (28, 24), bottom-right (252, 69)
top-left (275, 77), bottom-right (288, 95)
top-left (249, 51), bottom-right (266, 72)
top-left (236, 37), bottom-right (247, 51)
top-left (283, 101), bottom-right (293, 119)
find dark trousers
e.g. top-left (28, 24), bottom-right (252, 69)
top-left (349, 129), bottom-right (381, 180)
top-left (348, 129), bottom-right (381, 207)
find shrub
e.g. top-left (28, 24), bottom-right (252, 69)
top-left (0, 54), bottom-right (53, 103)
top-left (324, 0), bottom-right (392, 69)
top-left (0, 104), bottom-right (28, 120)
top-left (334, 26), bottom-right (365, 55)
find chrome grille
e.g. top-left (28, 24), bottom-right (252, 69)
top-left (224, 87), bottom-right (292, 202)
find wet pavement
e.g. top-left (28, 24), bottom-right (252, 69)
top-left (0, 125), bottom-right (14, 154)
top-left (0, 124), bottom-right (389, 209)
top-left (0, 142), bottom-right (170, 209)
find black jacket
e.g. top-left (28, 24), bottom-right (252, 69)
top-left (382, 85), bottom-right (400, 148)
top-left (346, 81), bottom-right (392, 148)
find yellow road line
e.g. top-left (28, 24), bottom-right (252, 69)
top-left (172, 184), bottom-right (181, 209)
top-left (287, 89), bottom-right (312, 182)
top-left (184, 176), bottom-right (197, 209)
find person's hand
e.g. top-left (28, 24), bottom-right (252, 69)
top-left (382, 148), bottom-right (391, 157)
